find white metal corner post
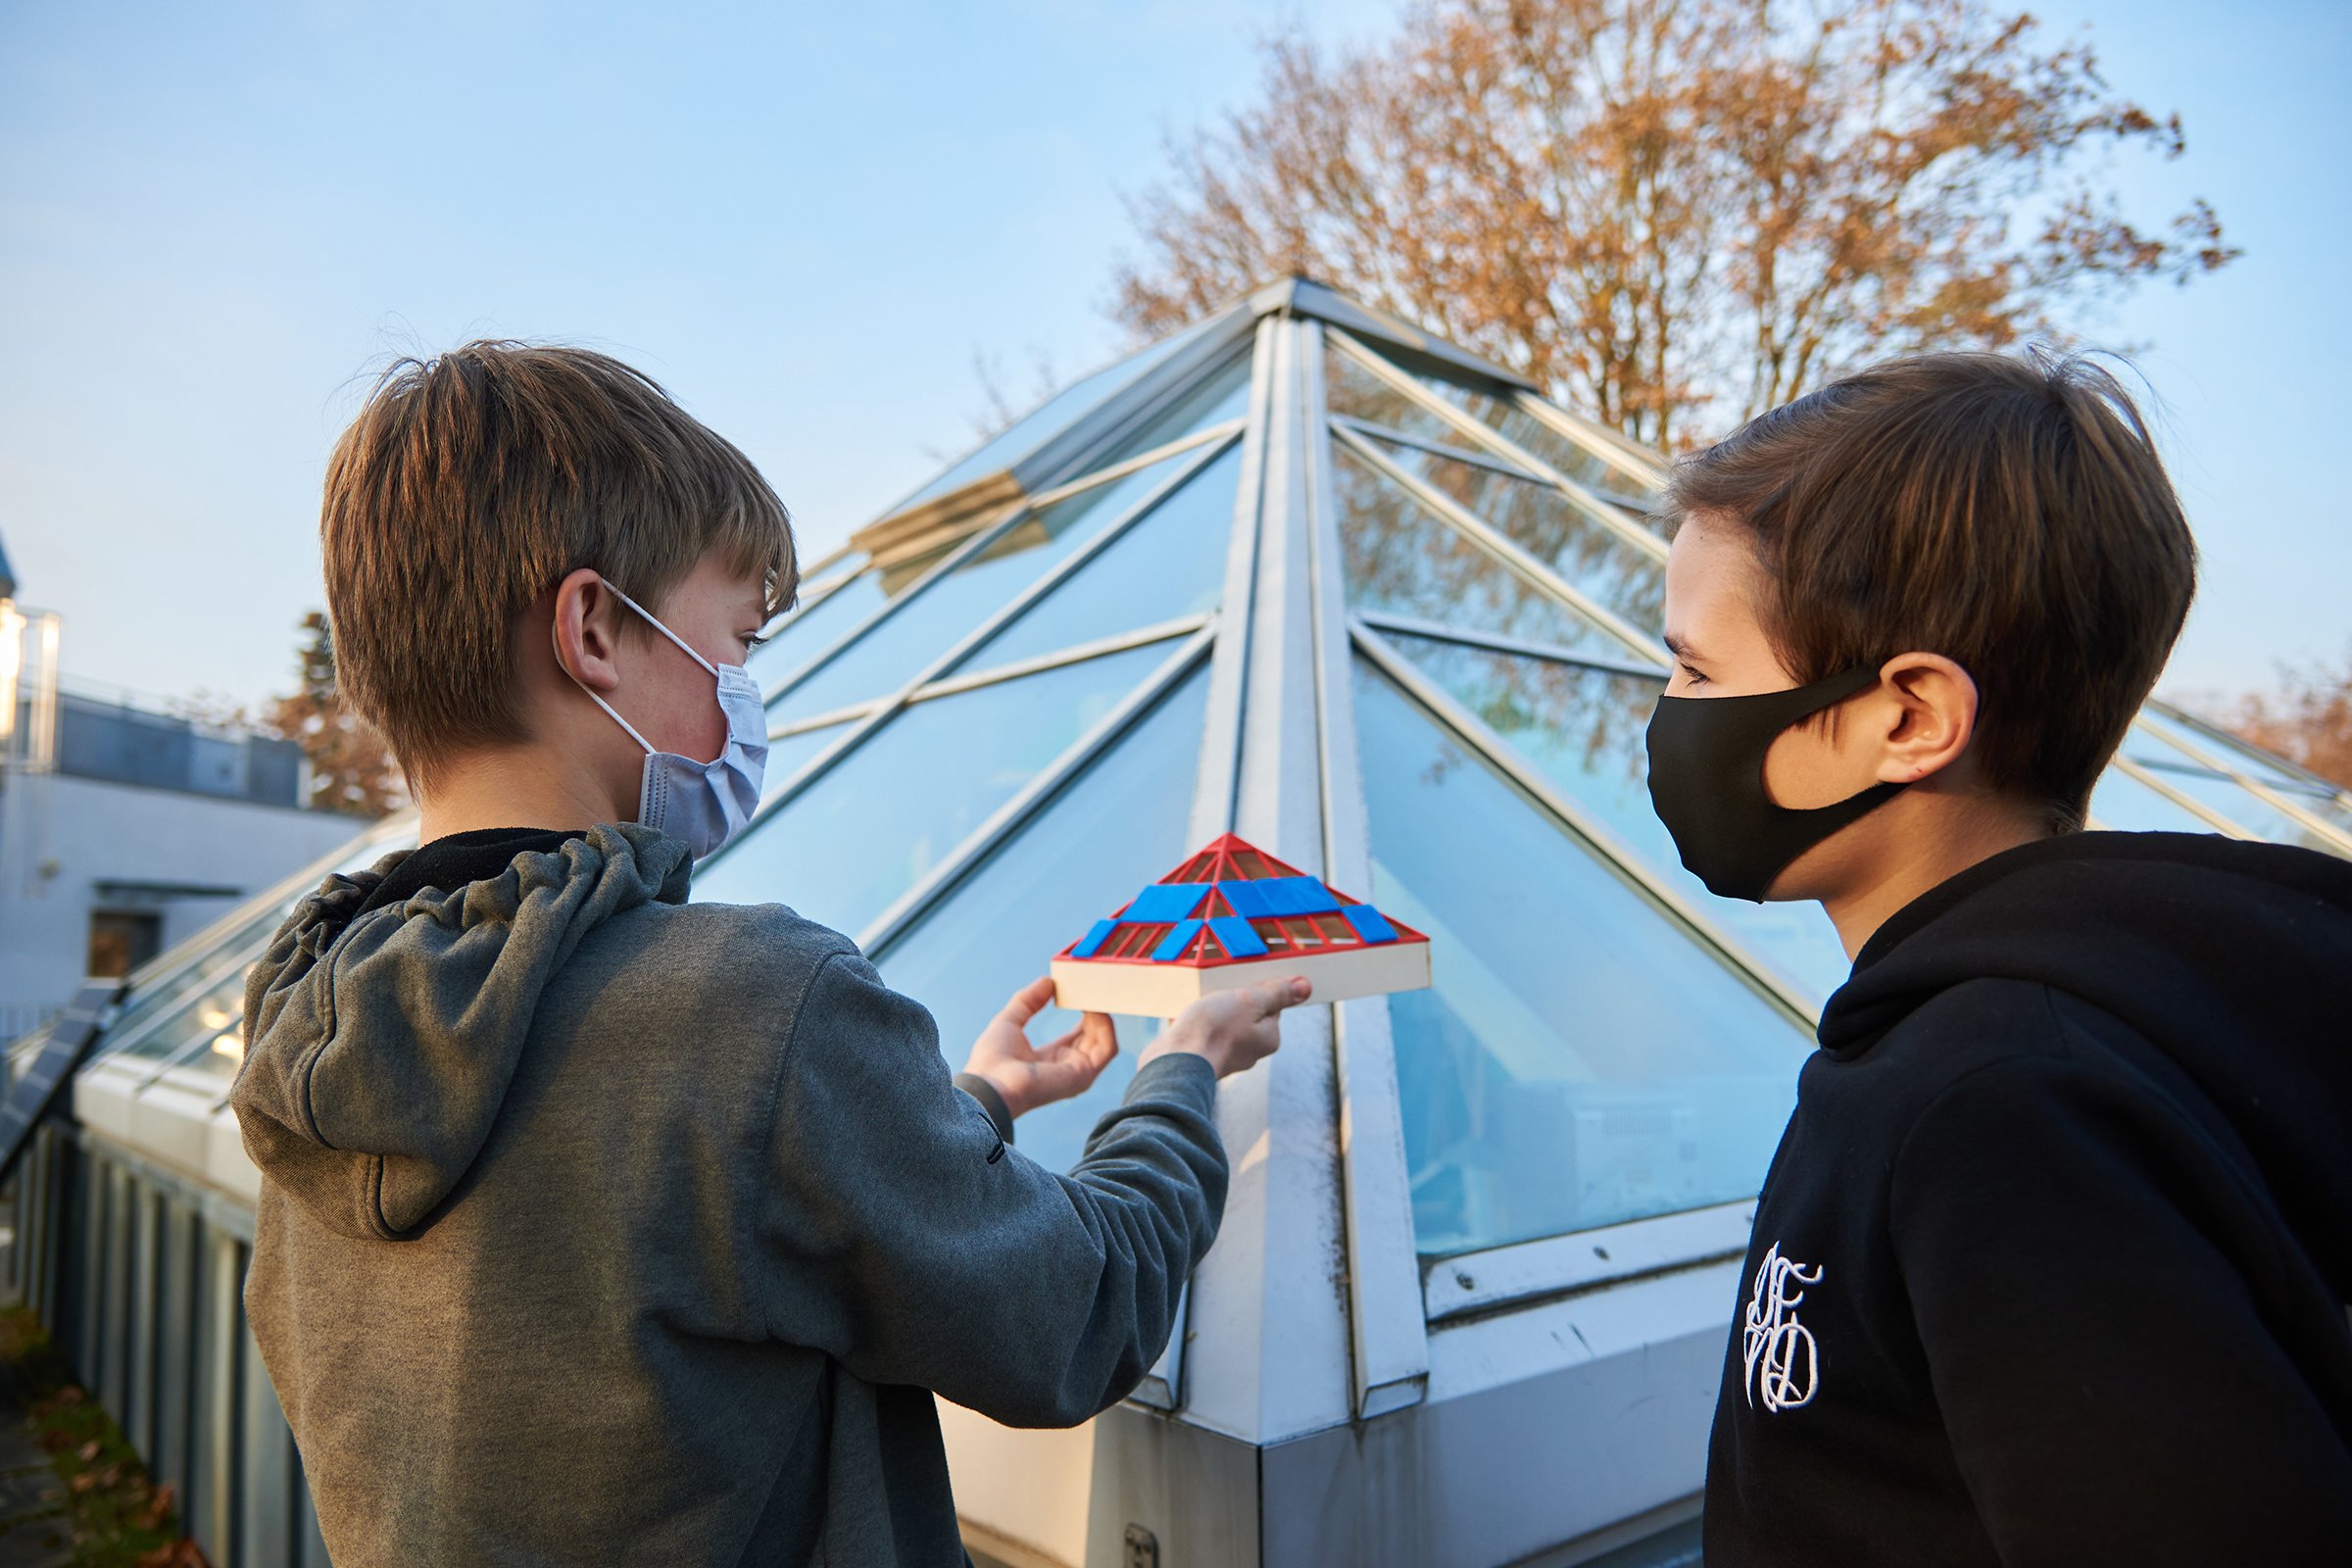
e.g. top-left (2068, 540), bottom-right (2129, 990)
top-left (1176, 307), bottom-right (1359, 1447)
top-left (1298, 318), bottom-right (1432, 1423)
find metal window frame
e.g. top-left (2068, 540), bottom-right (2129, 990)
top-left (729, 432), bottom-right (1241, 843)
top-left (2123, 712), bottom-right (2352, 857)
top-left (2146, 696), bottom-right (2352, 814)
top-left (1327, 327), bottom-right (1670, 567)
top-left (1352, 617), bottom-right (1820, 1030)
top-left (758, 402), bottom-right (1247, 710)
top-left (1348, 622), bottom-right (1823, 1320)
top-left (1423, 1199), bottom-right (1756, 1323)
top-left (1352, 610), bottom-right (1670, 682)
top-left (767, 614), bottom-right (1213, 743)
top-left (2106, 752), bottom-right (2261, 840)
top-left (1333, 423), bottom-right (1668, 667)
top-left (854, 623), bottom-right (1219, 956)
top-left (1326, 414), bottom-right (1547, 483)
top-left (1505, 387), bottom-right (1673, 495)
top-left (1301, 320), bottom-right (1432, 1420)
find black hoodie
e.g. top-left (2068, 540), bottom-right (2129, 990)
top-left (1703, 831), bottom-right (2352, 1566)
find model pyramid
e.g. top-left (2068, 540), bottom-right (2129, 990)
top-left (1049, 832), bottom-right (1432, 1018)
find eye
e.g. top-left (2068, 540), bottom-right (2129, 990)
top-left (1678, 662), bottom-right (1708, 686)
top-left (742, 630), bottom-right (771, 653)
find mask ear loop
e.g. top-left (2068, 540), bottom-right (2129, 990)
top-left (598, 578), bottom-right (722, 679)
top-left (551, 600), bottom-right (658, 756)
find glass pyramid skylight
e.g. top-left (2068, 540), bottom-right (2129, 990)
top-left (65, 276), bottom-right (2352, 1267)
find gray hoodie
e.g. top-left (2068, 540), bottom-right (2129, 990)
top-left (229, 822), bottom-right (1226, 1566)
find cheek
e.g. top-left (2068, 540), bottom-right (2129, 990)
top-left (645, 660), bottom-right (727, 762)
top-left (1761, 719), bottom-right (1857, 809)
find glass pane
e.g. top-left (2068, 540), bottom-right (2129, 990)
top-left (2118, 728), bottom-right (2344, 854)
top-left (1412, 370), bottom-right (1660, 506)
top-left (1354, 659), bottom-right (1811, 1256)
top-left (959, 445), bottom-right (1240, 672)
top-left (99, 922), bottom-right (278, 1058)
top-left (2133, 708), bottom-right (2352, 834)
top-left (1386, 634), bottom-right (1852, 1004)
top-left (885, 316), bottom-right (1220, 516)
top-left (770, 445), bottom-right (1205, 724)
top-left (871, 666), bottom-right (1210, 1174)
top-left (748, 570), bottom-right (896, 692)
top-left (1325, 341), bottom-right (1491, 457)
top-left (760, 719), bottom-right (857, 808)
top-left (2087, 763), bottom-right (2224, 835)
top-left (1363, 436), bottom-right (1665, 634)
top-left (1333, 445), bottom-right (1625, 662)
top-left (695, 640), bottom-right (1185, 939)
top-left (106, 957), bottom-right (260, 1078)
top-left (1090, 351), bottom-right (1251, 470)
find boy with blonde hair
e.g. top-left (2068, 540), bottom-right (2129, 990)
top-left (231, 342), bottom-right (1307, 1566)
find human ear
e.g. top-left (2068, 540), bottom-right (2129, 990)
top-left (1874, 654), bottom-right (1978, 785)
top-left (551, 568), bottom-right (627, 695)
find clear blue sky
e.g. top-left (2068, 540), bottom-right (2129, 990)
top-left (3, 0), bottom-right (2343, 713)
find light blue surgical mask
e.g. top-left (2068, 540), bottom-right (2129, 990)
top-left (561, 579), bottom-right (768, 859)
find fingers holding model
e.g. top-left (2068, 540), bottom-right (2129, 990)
top-left (1143, 974), bottom-right (1312, 1079)
top-left (962, 972), bottom-right (1310, 1119)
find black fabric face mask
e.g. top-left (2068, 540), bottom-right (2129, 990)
top-left (1644, 663), bottom-right (1908, 903)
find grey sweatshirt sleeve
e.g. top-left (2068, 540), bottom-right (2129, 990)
top-left (751, 947), bottom-right (1226, 1428)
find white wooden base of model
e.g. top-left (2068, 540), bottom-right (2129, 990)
top-left (1051, 939), bottom-right (1432, 1019)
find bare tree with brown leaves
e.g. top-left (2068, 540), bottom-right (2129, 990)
top-left (1113, 0), bottom-right (2234, 450)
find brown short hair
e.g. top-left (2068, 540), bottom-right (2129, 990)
top-left (1668, 350), bottom-right (2195, 830)
top-left (321, 341), bottom-right (795, 784)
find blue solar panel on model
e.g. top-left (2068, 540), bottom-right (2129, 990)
top-left (1207, 916), bottom-right (1269, 957)
top-left (1255, 876), bottom-right (1340, 916)
top-left (1152, 918), bottom-right (1205, 960)
top-left (1069, 918), bottom-right (1118, 958)
top-left (1124, 882), bottom-right (1211, 924)
top-left (1216, 879), bottom-right (1275, 919)
top-left (1341, 904), bottom-right (1399, 944)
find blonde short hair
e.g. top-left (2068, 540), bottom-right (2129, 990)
top-left (321, 341), bottom-right (795, 787)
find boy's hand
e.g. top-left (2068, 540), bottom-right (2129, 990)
top-left (961, 976), bottom-right (1118, 1120)
top-left (1140, 975), bottom-right (1311, 1080)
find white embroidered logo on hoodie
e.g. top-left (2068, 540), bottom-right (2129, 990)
top-left (1742, 1242), bottom-right (1824, 1412)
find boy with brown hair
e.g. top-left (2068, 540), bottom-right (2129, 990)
top-left (228, 342), bottom-right (1309, 1566)
top-left (1646, 351), bottom-right (2352, 1564)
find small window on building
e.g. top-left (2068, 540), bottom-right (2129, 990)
top-left (88, 910), bottom-right (163, 980)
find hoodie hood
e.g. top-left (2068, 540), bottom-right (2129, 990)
top-left (1824, 829), bottom-right (2352, 1294)
top-left (231, 821), bottom-right (691, 1242)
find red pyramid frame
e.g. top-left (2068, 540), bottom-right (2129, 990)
top-left (1049, 832), bottom-right (1431, 1018)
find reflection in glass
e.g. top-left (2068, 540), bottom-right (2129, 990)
top-left (1385, 635), bottom-right (1850, 1002)
top-left (1408, 367), bottom-right (1660, 506)
top-left (2087, 764), bottom-right (2223, 836)
top-left (1093, 353), bottom-right (1251, 470)
top-left (2118, 729), bottom-right (2342, 854)
top-left (1333, 447), bottom-right (1623, 661)
top-left (884, 316), bottom-right (1218, 517)
top-left (771, 446), bottom-right (1203, 724)
top-left (158, 968), bottom-right (253, 1080)
top-left (1364, 436), bottom-right (1665, 634)
top-left (873, 667), bottom-right (1210, 1173)
top-left (960, 446), bottom-right (1240, 672)
top-left (2132, 709), bottom-right (2352, 839)
top-left (695, 641), bottom-right (1184, 939)
top-left (1325, 343), bottom-right (1488, 456)
top-left (1354, 660), bottom-right (1811, 1256)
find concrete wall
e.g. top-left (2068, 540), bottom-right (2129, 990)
top-left (0, 770), bottom-right (362, 1038)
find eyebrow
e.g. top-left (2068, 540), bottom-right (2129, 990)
top-left (1662, 631), bottom-right (1699, 662)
